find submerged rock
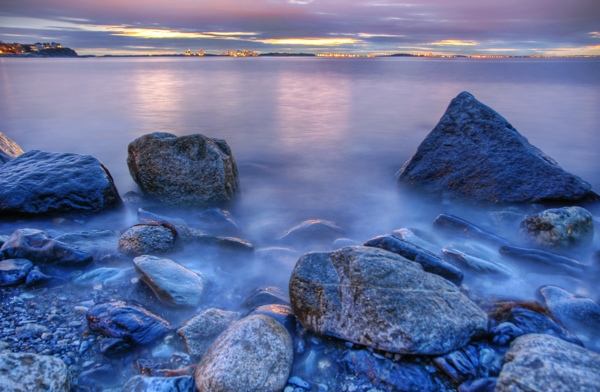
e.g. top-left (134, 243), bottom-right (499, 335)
top-left (278, 219), bottom-right (345, 248)
top-left (0, 131), bottom-right (24, 164)
top-left (248, 304), bottom-right (296, 335)
top-left (194, 315), bottom-right (293, 392)
top-left (396, 91), bottom-right (598, 204)
top-left (122, 375), bottom-right (195, 392)
top-left (338, 349), bottom-right (437, 392)
top-left (0, 352), bottom-right (69, 391)
top-left (133, 255), bottom-right (207, 307)
top-left (496, 334), bottom-right (600, 392)
top-left (127, 132), bottom-right (240, 207)
top-left (86, 301), bottom-right (173, 346)
top-left (0, 258), bottom-right (33, 286)
top-left (0, 228), bottom-right (93, 267)
top-left (0, 150), bottom-right (122, 216)
top-left (289, 246), bottom-right (488, 355)
top-left (118, 224), bottom-right (177, 256)
top-left (520, 206), bottom-right (594, 248)
top-left (433, 214), bottom-right (512, 246)
top-left (55, 230), bottom-right (120, 262)
top-left (177, 308), bottom-right (240, 359)
top-left (442, 246), bottom-right (512, 277)
top-left (197, 208), bottom-right (242, 236)
top-left (364, 234), bottom-right (463, 285)
top-left (499, 245), bottom-right (587, 277)
top-left (539, 285), bottom-right (600, 332)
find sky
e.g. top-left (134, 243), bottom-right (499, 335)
top-left (1, 0), bottom-right (599, 56)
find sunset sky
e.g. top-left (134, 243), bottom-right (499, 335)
top-left (1, 0), bottom-right (599, 56)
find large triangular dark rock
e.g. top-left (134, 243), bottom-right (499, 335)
top-left (396, 92), bottom-right (598, 204)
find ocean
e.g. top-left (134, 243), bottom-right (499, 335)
top-left (1, 56), bottom-right (600, 361)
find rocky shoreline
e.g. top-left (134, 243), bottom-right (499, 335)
top-left (0, 92), bottom-right (599, 391)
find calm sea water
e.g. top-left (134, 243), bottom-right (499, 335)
top-left (1, 56), bottom-right (599, 302)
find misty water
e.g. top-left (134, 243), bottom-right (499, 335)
top-left (1, 56), bottom-right (600, 383)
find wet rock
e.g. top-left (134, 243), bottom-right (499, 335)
top-left (72, 267), bottom-right (136, 288)
top-left (433, 345), bottom-right (481, 384)
top-left (25, 266), bottom-right (67, 288)
top-left (255, 247), bottom-right (298, 266)
top-left (177, 308), bottom-right (240, 359)
top-left (246, 286), bottom-right (290, 308)
top-left (55, 230), bottom-right (120, 262)
top-left (278, 219), bottom-right (345, 248)
top-left (86, 301), bottom-right (173, 346)
top-left (0, 352), bottom-right (69, 391)
top-left (396, 91), bottom-right (599, 204)
top-left (496, 334), bottom-right (600, 392)
top-left (458, 377), bottom-right (498, 392)
top-left (442, 246), bottom-right (512, 277)
top-left (433, 214), bottom-right (512, 246)
top-left (539, 285), bottom-right (600, 332)
top-left (122, 375), bottom-right (195, 392)
top-left (338, 349), bottom-right (437, 392)
top-left (77, 363), bottom-right (125, 389)
top-left (194, 315), bottom-right (293, 392)
top-left (520, 206), bottom-right (594, 248)
top-left (127, 132), bottom-right (240, 206)
top-left (133, 255), bottom-right (206, 308)
top-left (288, 376), bottom-right (311, 390)
top-left (0, 228), bottom-right (93, 267)
top-left (289, 246), bottom-right (488, 355)
top-left (15, 323), bottom-right (48, 338)
top-left (0, 258), bottom-right (33, 286)
top-left (392, 228), bottom-right (441, 254)
top-left (499, 245), bottom-right (587, 277)
top-left (0, 131), bottom-right (24, 164)
top-left (118, 224), bottom-right (177, 256)
top-left (248, 304), bottom-right (296, 335)
top-left (197, 208), bottom-right (242, 236)
top-left (490, 322), bottom-right (525, 345)
top-left (491, 304), bottom-right (582, 346)
top-left (0, 150), bottom-right (122, 216)
top-left (99, 337), bottom-right (133, 356)
top-left (364, 234), bottom-right (463, 285)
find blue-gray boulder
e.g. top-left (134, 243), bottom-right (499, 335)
top-left (127, 132), bottom-right (240, 207)
top-left (86, 301), bottom-right (172, 346)
top-left (496, 334), bottom-right (600, 392)
top-left (520, 206), bottom-right (594, 248)
top-left (289, 246), bottom-right (488, 355)
top-left (0, 150), bottom-right (122, 216)
top-left (0, 228), bottom-right (93, 267)
top-left (396, 92), bottom-right (598, 204)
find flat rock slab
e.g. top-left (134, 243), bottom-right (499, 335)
top-left (194, 315), bottom-right (293, 392)
top-left (289, 246), bottom-right (488, 355)
top-left (127, 132), bottom-right (240, 207)
top-left (86, 301), bottom-right (172, 346)
top-left (496, 334), bottom-right (600, 392)
top-left (396, 91), bottom-right (598, 204)
top-left (133, 255), bottom-right (206, 307)
top-left (0, 150), bottom-right (122, 216)
top-left (0, 352), bottom-right (69, 391)
top-left (1, 228), bottom-right (93, 267)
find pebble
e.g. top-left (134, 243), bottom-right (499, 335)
top-left (289, 376), bottom-right (311, 389)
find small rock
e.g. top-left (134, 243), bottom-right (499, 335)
top-left (197, 208), bottom-right (242, 236)
top-left (15, 323), bottom-right (48, 338)
top-left (194, 315), bottom-right (293, 392)
top-left (278, 219), bottom-right (345, 248)
top-left (86, 301), bottom-right (172, 346)
top-left (133, 255), bottom-right (206, 307)
top-left (1, 228), bottom-right (93, 267)
top-left (122, 375), bottom-right (195, 392)
top-left (77, 364), bottom-right (125, 389)
top-left (288, 376), bottom-right (311, 390)
top-left (245, 286), bottom-right (290, 308)
top-left (539, 285), bottom-right (600, 332)
top-left (118, 224), bottom-right (176, 256)
top-left (520, 206), bottom-right (594, 248)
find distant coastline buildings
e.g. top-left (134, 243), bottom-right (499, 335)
top-left (0, 41), bottom-right (77, 56)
